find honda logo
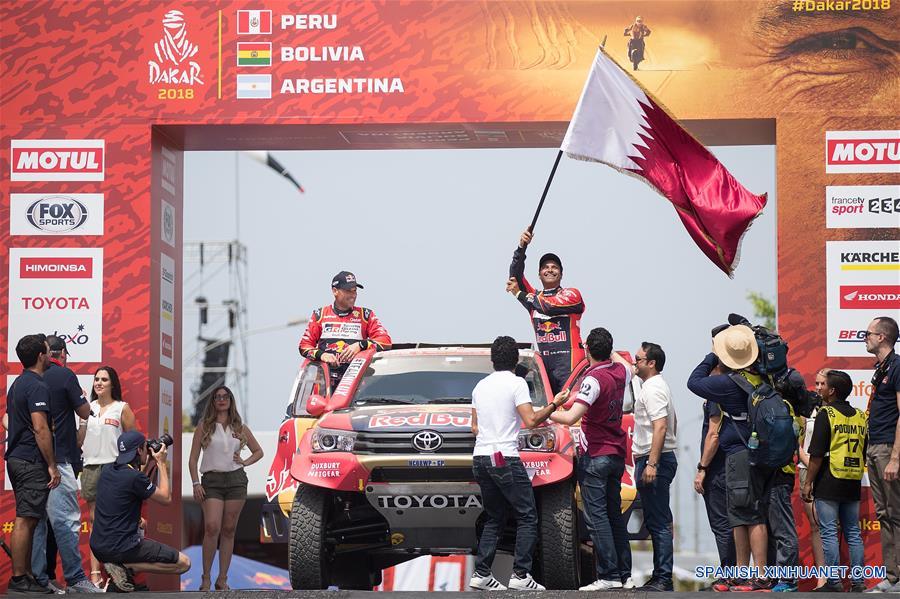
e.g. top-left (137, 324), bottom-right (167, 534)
top-left (412, 430), bottom-right (443, 453)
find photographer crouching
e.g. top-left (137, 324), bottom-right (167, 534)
top-left (89, 431), bottom-right (190, 592)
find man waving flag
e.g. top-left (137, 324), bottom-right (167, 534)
top-left (561, 48), bottom-right (766, 276)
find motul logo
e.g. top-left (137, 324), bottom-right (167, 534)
top-left (20, 257), bottom-right (93, 279)
top-left (840, 285), bottom-right (900, 309)
top-left (826, 131), bottom-right (900, 174)
top-left (10, 139), bottom-right (105, 181)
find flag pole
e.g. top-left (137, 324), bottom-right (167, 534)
top-left (528, 149), bottom-right (563, 232)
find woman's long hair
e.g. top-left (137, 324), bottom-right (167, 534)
top-left (89, 366), bottom-right (123, 402)
top-left (199, 385), bottom-right (245, 449)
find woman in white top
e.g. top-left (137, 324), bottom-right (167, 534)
top-left (188, 385), bottom-right (263, 591)
top-left (798, 368), bottom-right (828, 589)
top-left (77, 366), bottom-right (136, 587)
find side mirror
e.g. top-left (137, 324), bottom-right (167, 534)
top-left (307, 394), bottom-right (327, 417)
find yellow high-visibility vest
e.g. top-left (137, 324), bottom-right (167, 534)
top-left (823, 405), bottom-right (867, 480)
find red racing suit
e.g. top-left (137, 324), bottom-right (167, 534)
top-left (509, 246), bottom-right (585, 394)
top-left (299, 304), bottom-right (392, 387)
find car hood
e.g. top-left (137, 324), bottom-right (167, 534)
top-left (318, 404), bottom-right (474, 433)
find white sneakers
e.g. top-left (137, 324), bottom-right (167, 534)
top-left (508, 573), bottom-right (546, 591)
top-left (622, 577), bottom-right (636, 589)
top-left (469, 573), bottom-right (507, 591)
top-left (865, 580), bottom-right (900, 593)
top-left (579, 578), bottom-right (623, 591)
top-left (469, 572), bottom-right (546, 591)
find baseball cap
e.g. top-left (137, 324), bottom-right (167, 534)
top-left (539, 253), bottom-right (563, 271)
top-left (331, 271), bottom-right (364, 290)
top-left (115, 431), bottom-right (147, 465)
top-left (47, 334), bottom-right (69, 356)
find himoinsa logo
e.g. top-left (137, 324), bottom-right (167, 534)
top-left (840, 286), bottom-right (900, 309)
top-left (10, 139), bottom-right (105, 181)
top-left (826, 131), bottom-right (900, 174)
top-left (19, 257), bottom-right (93, 279)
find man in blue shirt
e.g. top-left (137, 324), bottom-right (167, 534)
top-left (89, 431), bottom-right (189, 592)
top-left (688, 325), bottom-right (771, 592)
top-left (30, 335), bottom-right (99, 593)
top-left (864, 316), bottom-right (900, 593)
top-left (5, 334), bottom-right (60, 595)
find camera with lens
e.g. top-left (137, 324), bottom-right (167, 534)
top-left (147, 433), bottom-right (174, 453)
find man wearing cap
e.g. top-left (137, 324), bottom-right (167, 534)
top-left (507, 229), bottom-right (585, 394)
top-left (299, 271), bottom-right (392, 388)
top-left (31, 334), bottom-right (100, 593)
top-left (687, 325), bottom-right (771, 592)
top-left (90, 431), bottom-right (190, 592)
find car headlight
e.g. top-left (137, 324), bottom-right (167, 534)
top-left (311, 428), bottom-right (356, 453)
top-left (518, 428), bottom-right (556, 452)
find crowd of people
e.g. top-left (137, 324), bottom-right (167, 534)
top-left (4, 333), bottom-right (262, 594)
top-left (294, 230), bottom-right (899, 593)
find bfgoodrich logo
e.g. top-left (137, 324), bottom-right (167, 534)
top-left (826, 130), bottom-right (900, 174)
top-left (10, 140), bottom-right (105, 181)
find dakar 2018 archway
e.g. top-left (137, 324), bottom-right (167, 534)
top-left (1, 0), bottom-right (897, 591)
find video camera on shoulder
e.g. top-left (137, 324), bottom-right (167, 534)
top-left (147, 433), bottom-right (174, 453)
top-left (713, 313), bottom-right (816, 418)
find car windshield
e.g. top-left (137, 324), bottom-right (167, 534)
top-left (352, 354), bottom-right (547, 407)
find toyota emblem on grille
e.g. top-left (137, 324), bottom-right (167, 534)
top-left (412, 430), bottom-right (443, 452)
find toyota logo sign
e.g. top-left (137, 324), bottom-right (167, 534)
top-left (412, 430), bottom-right (443, 452)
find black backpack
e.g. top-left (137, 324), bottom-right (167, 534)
top-left (728, 373), bottom-right (798, 469)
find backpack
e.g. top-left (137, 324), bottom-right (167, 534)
top-left (728, 373), bottom-right (798, 469)
top-left (751, 326), bottom-right (789, 376)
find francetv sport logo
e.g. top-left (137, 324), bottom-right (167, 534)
top-left (825, 130), bottom-right (900, 174)
top-left (826, 185), bottom-right (900, 229)
top-left (10, 139), bottom-right (105, 181)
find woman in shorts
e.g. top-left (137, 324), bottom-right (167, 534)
top-left (188, 385), bottom-right (264, 591)
top-left (78, 366), bottom-right (136, 588)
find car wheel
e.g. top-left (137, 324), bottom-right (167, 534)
top-left (289, 484), bottom-right (331, 589)
top-left (535, 481), bottom-right (580, 589)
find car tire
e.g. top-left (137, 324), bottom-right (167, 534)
top-left (535, 481), bottom-right (580, 589)
top-left (289, 484), bottom-right (331, 589)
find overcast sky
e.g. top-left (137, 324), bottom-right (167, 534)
top-left (183, 144), bottom-right (776, 556)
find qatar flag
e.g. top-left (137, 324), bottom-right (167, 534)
top-left (561, 49), bottom-right (767, 276)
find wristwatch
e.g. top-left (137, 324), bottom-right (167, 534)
top-left (696, 462), bottom-right (708, 472)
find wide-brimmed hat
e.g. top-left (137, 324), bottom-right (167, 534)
top-left (713, 324), bottom-right (758, 370)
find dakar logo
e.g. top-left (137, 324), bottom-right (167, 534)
top-left (148, 9), bottom-right (204, 86)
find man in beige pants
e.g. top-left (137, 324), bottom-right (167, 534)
top-left (864, 316), bottom-right (900, 594)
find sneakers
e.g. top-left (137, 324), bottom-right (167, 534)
top-left (469, 572), bottom-right (507, 591)
top-left (640, 577), bottom-right (674, 592)
top-left (813, 582), bottom-right (844, 592)
top-left (731, 578), bottom-right (774, 592)
top-left (622, 577), bottom-right (636, 589)
top-left (46, 580), bottom-right (66, 594)
top-left (66, 579), bottom-right (104, 593)
top-left (580, 579), bottom-right (623, 591)
top-left (867, 580), bottom-right (897, 593)
top-left (508, 572), bottom-right (545, 591)
top-left (7, 575), bottom-right (54, 594)
top-left (712, 578), bottom-right (737, 592)
top-left (103, 564), bottom-right (133, 593)
top-left (772, 582), bottom-right (798, 592)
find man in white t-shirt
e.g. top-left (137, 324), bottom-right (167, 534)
top-left (469, 336), bottom-right (566, 592)
top-left (618, 341), bottom-right (677, 591)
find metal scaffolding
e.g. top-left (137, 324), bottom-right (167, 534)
top-left (183, 240), bottom-right (250, 422)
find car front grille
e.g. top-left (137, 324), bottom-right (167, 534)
top-left (368, 466), bottom-right (475, 483)
top-left (353, 431), bottom-right (475, 454)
